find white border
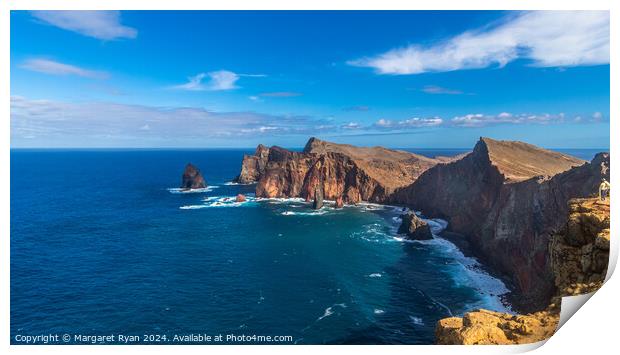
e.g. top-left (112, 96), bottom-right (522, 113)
top-left (1, 1), bottom-right (616, 354)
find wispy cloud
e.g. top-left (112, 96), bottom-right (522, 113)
top-left (21, 58), bottom-right (108, 79)
top-left (421, 85), bottom-right (464, 95)
top-left (258, 92), bottom-right (303, 97)
top-left (10, 96), bottom-right (334, 144)
top-left (374, 117), bottom-right (443, 129)
top-left (173, 70), bottom-right (249, 91)
top-left (30, 10), bottom-right (137, 40)
top-left (11, 96), bottom-right (607, 146)
top-left (341, 122), bottom-right (362, 130)
top-left (343, 105), bottom-right (371, 112)
top-left (450, 112), bottom-right (568, 127)
top-left (348, 11), bottom-right (609, 75)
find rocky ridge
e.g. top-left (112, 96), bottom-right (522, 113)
top-left (239, 137), bottom-right (440, 204)
top-left (390, 138), bottom-right (606, 311)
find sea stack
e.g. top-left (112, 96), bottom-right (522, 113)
top-left (181, 163), bottom-right (207, 189)
top-left (335, 196), bottom-right (344, 209)
top-left (236, 194), bottom-right (247, 202)
top-left (313, 185), bottom-right (324, 209)
top-left (398, 212), bottom-right (433, 240)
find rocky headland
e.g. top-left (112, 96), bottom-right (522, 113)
top-left (234, 136), bottom-right (610, 344)
top-left (239, 137), bottom-right (440, 204)
top-left (181, 163), bottom-right (207, 189)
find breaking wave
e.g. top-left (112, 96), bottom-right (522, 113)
top-left (179, 195), bottom-right (258, 209)
top-left (168, 186), bottom-right (219, 194)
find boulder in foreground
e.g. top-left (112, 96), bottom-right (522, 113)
top-left (181, 163), bottom-right (207, 189)
top-left (435, 307), bottom-right (559, 345)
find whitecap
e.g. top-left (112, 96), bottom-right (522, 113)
top-left (168, 186), bottom-right (219, 194)
top-left (179, 205), bottom-right (209, 210)
top-left (409, 316), bottom-right (424, 326)
top-left (179, 195), bottom-right (258, 209)
top-left (317, 303), bottom-right (347, 321)
top-left (374, 309), bottom-right (385, 315)
top-left (392, 213), bottom-right (511, 313)
top-left (368, 273), bottom-right (382, 278)
top-left (281, 210), bottom-right (329, 216)
top-left (317, 307), bottom-right (334, 321)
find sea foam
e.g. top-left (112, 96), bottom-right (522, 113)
top-left (168, 186), bottom-right (219, 194)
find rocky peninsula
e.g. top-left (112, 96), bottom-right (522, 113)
top-left (234, 137), bottom-right (610, 344)
top-left (236, 137), bottom-right (440, 204)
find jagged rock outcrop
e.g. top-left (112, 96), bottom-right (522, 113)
top-left (335, 196), bottom-right (344, 208)
top-left (313, 184), bottom-right (324, 209)
top-left (436, 196), bottom-right (610, 345)
top-left (235, 194), bottom-right (246, 202)
top-left (234, 144), bottom-right (270, 184)
top-left (550, 197), bottom-right (610, 296)
top-left (435, 305), bottom-right (560, 345)
top-left (181, 163), bottom-right (207, 189)
top-left (391, 138), bottom-right (608, 312)
top-left (251, 137), bottom-right (439, 203)
top-left (398, 212), bottom-right (433, 240)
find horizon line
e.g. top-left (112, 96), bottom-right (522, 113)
top-left (9, 146), bottom-right (610, 151)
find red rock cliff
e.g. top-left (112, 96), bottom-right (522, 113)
top-left (391, 138), bottom-right (608, 312)
top-left (248, 137), bottom-right (439, 203)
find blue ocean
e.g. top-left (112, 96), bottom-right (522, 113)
top-left (10, 148), bottom-right (601, 344)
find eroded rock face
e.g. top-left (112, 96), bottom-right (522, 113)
top-left (398, 212), bottom-right (433, 240)
top-left (234, 144), bottom-right (270, 184)
top-left (550, 197), bottom-right (610, 296)
top-left (436, 195), bottom-right (611, 345)
top-left (313, 185), bottom-right (324, 209)
top-left (181, 163), bottom-right (207, 189)
top-left (391, 138), bottom-right (607, 312)
top-left (435, 306), bottom-right (560, 345)
top-left (251, 137), bottom-right (439, 204)
top-left (335, 196), bottom-right (344, 209)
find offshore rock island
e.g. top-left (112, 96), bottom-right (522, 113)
top-left (235, 136), bottom-right (611, 344)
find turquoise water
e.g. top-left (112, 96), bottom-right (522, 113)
top-left (12, 148), bottom-right (569, 344)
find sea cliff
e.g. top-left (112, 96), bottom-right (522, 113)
top-left (435, 196), bottom-right (610, 344)
top-left (234, 137), bottom-right (610, 344)
top-left (390, 138), bottom-right (607, 312)
top-left (239, 137), bottom-right (439, 204)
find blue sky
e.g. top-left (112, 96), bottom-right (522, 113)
top-left (10, 10), bottom-right (610, 148)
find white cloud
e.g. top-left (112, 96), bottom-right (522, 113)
top-left (592, 111), bottom-right (604, 122)
top-left (21, 59), bottom-right (108, 79)
top-left (450, 112), bottom-right (566, 127)
top-left (349, 11), bottom-right (609, 74)
top-left (173, 70), bottom-right (261, 91)
top-left (342, 122), bottom-right (362, 130)
top-left (30, 11), bottom-right (137, 40)
top-left (374, 117), bottom-right (443, 129)
top-left (422, 85), bottom-right (464, 95)
top-left (10, 96), bottom-right (333, 144)
top-left (207, 70), bottom-right (240, 91)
